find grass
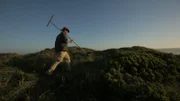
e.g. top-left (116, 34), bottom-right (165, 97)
top-left (0, 46), bottom-right (180, 101)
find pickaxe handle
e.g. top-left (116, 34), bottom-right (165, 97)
top-left (67, 36), bottom-right (86, 53)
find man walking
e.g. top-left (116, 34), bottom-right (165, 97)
top-left (46, 27), bottom-right (74, 75)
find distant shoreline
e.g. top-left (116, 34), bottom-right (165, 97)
top-left (157, 48), bottom-right (180, 55)
top-left (1, 47), bottom-right (180, 55)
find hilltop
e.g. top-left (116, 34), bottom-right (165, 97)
top-left (0, 46), bottom-right (180, 101)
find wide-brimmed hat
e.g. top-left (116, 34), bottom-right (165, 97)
top-left (61, 27), bottom-right (70, 33)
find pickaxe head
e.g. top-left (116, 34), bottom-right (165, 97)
top-left (47, 15), bottom-right (54, 27)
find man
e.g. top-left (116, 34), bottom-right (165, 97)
top-left (46, 27), bottom-right (74, 75)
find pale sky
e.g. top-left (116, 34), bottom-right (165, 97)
top-left (0, 0), bottom-right (180, 54)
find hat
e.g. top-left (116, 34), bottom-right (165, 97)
top-left (61, 27), bottom-right (70, 33)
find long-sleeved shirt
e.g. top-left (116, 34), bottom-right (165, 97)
top-left (55, 32), bottom-right (68, 52)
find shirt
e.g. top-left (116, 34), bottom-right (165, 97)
top-left (55, 32), bottom-right (68, 52)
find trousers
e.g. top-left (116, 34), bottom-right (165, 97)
top-left (48, 51), bottom-right (71, 73)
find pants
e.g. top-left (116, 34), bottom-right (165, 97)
top-left (48, 51), bottom-right (71, 73)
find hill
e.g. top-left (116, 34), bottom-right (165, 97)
top-left (0, 46), bottom-right (180, 101)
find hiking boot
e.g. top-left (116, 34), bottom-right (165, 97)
top-left (66, 63), bottom-right (71, 72)
top-left (45, 71), bottom-right (53, 75)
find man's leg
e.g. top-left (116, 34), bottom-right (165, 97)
top-left (47, 51), bottom-right (65, 74)
top-left (64, 52), bottom-right (71, 72)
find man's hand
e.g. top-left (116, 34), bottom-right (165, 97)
top-left (67, 40), bottom-right (74, 43)
top-left (70, 40), bottom-right (74, 43)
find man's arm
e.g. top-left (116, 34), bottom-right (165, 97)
top-left (62, 34), bottom-right (74, 43)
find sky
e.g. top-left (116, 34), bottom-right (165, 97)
top-left (0, 0), bottom-right (180, 54)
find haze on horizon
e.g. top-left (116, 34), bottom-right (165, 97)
top-left (0, 0), bottom-right (180, 54)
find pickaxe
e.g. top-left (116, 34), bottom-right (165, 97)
top-left (47, 15), bottom-right (87, 54)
